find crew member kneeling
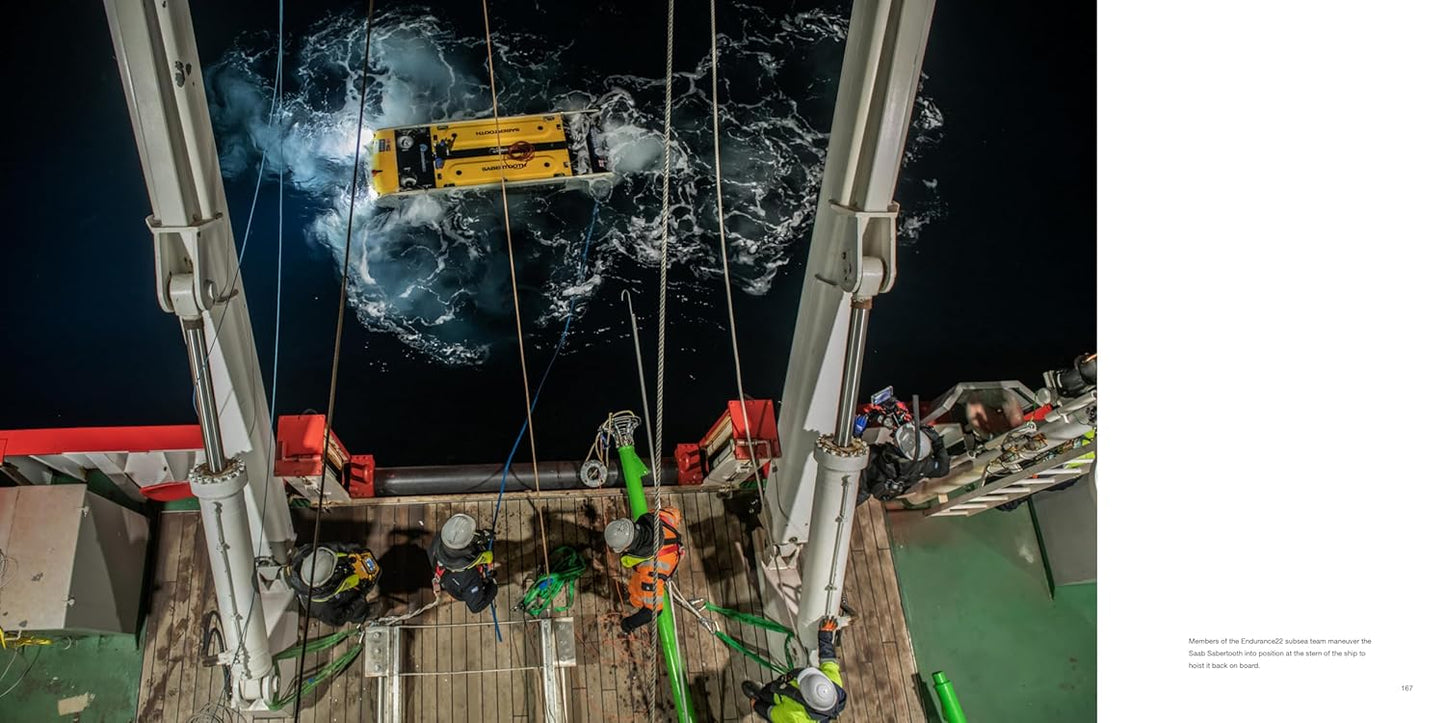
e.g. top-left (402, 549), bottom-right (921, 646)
top-left (604, 507), bottom-right (684, 634)
top-left (284, 543), bottom-right (380, 626)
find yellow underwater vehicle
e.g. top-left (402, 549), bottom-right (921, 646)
top-left (369, 110), bottom-right (614, 197)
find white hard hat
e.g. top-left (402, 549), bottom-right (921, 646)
top-left (441, 514), bottom-right (478, 550)
top-left (604, 518), bottom-right (637, 553)
top-left (894, 422), bottom-right (932, 460)
top-left (297, 547), bottom-right (337, 587)
top-left (796, 667), bottom-right (837, 711)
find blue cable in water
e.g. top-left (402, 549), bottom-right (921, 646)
top-left (483, 198), bottom-right (602, 640)
top-left (488, 199), bottom-right (602, 531)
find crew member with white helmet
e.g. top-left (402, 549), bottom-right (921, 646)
top-left (429, 512), bottom-right (499, 613)
top-left (742, 616), bottom-right (848, 721)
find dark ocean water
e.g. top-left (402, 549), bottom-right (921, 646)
top-left (0, 0), bottom-right (1094, 467)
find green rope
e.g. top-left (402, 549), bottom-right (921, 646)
top-left (268, 641), bottom-right (362, 710)
top-left (702, 602), bottom-right (795, 672)
top-left (518, 546), bottom-right (587, 617)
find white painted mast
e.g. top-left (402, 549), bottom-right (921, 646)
top-left (103, 0), bottom-right (297, 707)
top-left (761, 0), bottom-right (936, 660)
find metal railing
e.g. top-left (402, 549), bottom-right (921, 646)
top-left (364, 617), bottom-right (577, 722)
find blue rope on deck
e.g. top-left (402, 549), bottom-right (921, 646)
top-left (484, 197), bottom-right (602, 640)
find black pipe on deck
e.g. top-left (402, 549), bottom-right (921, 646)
top-left (374, 459), bottom-right (680, 496)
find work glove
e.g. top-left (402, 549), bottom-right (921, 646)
top-left (621, 608), bottom-right (655, 634)
top-left (818, 616), bottom-right (840, 661)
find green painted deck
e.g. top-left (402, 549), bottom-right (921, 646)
top-left (0, 632), bottom-right (144, 721)
top-left (888, 505), bottom-right (1097, 723)
top-left (0, 475), bottom-right (145, 722)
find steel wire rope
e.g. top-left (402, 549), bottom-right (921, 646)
top-left (705, 0), bottom-right (775, 545)
top-left (290, 0), bottom-right (375, 719)
top-left (645, 1), bottom-right (679, 720)
top-left (206, 0), bottom-right (291, 695)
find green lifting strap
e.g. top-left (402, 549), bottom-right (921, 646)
top-left (704, 603), bottom-right (791, 635)
top-left (519, 546), bottom-right (588, 617)
top-left (714, 629), bottom-right (787, 674)
top-left (268, 640), bottom-right (363, 710)
top-left (272, 628), bottom-right (354, 661)
top-left (703, 602), bottom-right (795, 673)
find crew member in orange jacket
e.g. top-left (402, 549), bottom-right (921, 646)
top-left (604, 506), bottom-right (685, 633)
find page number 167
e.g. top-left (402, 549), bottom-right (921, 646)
top-left (1402, 685), bottom-right (1413, 692)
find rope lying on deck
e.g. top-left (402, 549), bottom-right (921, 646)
top-left (374, 596), bottom-right (442, 626)
top-left (517, 546), bottom-right (588, 617)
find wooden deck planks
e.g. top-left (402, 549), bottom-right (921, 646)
top-left (507, 496), bottom-right (534, 720)
top-left (868, 502), bottom-right (928, 722)
top-left (188, 537), bottom-right (220, 719)
top-left (509, 495), bottom-right (534, 723)
top-left (596, 493), bottom-right (622, 723)
top-left (138, 490), bottom-right (925, 722)
top-left (141, 513), bottom-right (189, 722)
top-left (841, 523), bottom-right (886, 723)
top-left (166, 515), bottom-right (202, 723)
top-left (710, 491), bottom-right (759, 722)
top-left (135, 512), bottom-right (177, 721)
top-left (855, 502), bottom-right (912, 722)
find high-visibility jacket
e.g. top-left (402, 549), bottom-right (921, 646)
top-left (624, 507), bottom-right (683, 612)
top-left (755, 662), bottom-right (846, 722)
top-left (284, 544), bottom-right (380, 626)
